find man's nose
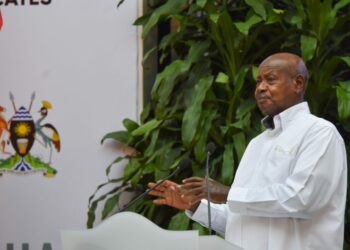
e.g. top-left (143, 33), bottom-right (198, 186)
top-left (256, 81), bottom-right (267, 92)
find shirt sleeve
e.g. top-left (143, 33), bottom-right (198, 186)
top-left (227, 125), bottom-right (347, 219)
top-left (186, 200), bottom-right (229, 234)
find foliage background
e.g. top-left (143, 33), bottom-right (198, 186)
top-left (88, 0), bottom-right (350, 248)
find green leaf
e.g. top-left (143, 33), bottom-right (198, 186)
top-left (236, 99), bottom-right (256, 119)
top-left (244, 0), bottom-right (266, 20)
top-left (106, 157), bottom-right (125, 176)
top-left (141, 103), bottom-right (150, 123)
top-left (209, 13), bottom-right (220, 24)
top-left (124, 159), bottom-right (141, 181)
top-left (159, 32), bottom-right (178, 50)
top-left (305, 1), bottom-right (321, 37)
top-left (142, 0), bottom-right (186, 37)
top-left (210, 11), bottom-right (239, 76)
top-left (266, 8), bottom-right (284, 24)
top-left (182, 76), bottom-right (214, 146)
top-left (336, 81), bottom-right (350, 121)
top-left (168, 212), bottom-right (190, 230)
top-left (233, 132), bottom-right (246, 162)
top-left (318, 0), bottom-right (335, 40)
top-left (234, 66), bottom-right (250, 95)
top-left (133, 12), bottom-right (151, 26)
top-left (192, 222), bottom-right (207, 235)
top-left (231, 113), bottom-right (251, 130)
top-left (123, 118), bottom-right (139, 132)
top-left (145, 141), bottom-right (175, 165)
top-left (131, 119), bottom-right (161, 137)
top-left (102, 194), bottom-right (119, 219)
top-left (187, 40), bottom-right (211, 64)
top-left (234, 14), bottom-right (262, 35)
top-left (194, 110), bottom-right (217, 162)
top-left (293, 0), bottom-right (305, 20)
top-left (301, 35), bottom-right (317, 62)
top-left (143, 46), bottom-right (157, 63)
top-left (215, 72), bottom-right (229, 84)
top-left (331, 0), bottom-right (350, 17)
top-left (341, 57), bottom-right (350, 68)
top-left (155, 144), bottom-right (182, 179)
top-left (317, 56), bottom-right (343, 90)
top-left (130, 169), bottom-right (142, 187)
top-left (272, 8), bottom-right (284, 15)
top-left (290, 15), bottom-right (303, 26)
top-left (196, 0), bottom-right (207, 8)
top-left (152, 59), bottom-right (191, 107)
top-left (251, 66), bottom-right (258, 80)
top-left (117, 0), bottom-right (125, 8)
top-left (87, 204), bottom-right (97, 228)
top-left (155, 168), bottom-right (170, 182)
top-left (101, 131), bottom-right (129, 144)
top-left (221, 143), bottom-right (234, 185)
top-left (144, 130), bottom-right (160, 157)
top-left (88, 178), bottom-right (123, 205)
top-left (142, 163), bottom-right (156, 175)
top-left (87, 185), bottom-right (121, 228)
top-left (183, 60), bottom-right (212, 108)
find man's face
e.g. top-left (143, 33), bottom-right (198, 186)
top-left (255, 59), bottom-right (299, 117)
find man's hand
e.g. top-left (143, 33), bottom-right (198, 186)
top-left (148, 180), bottom-right (200, 211)
top-left (181, 177), bottom-right (230, 203)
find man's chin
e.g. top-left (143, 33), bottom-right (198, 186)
top-left (259, 106), bottom-right (279, 117)
top-left (257, 104), bottom-right (272, 116)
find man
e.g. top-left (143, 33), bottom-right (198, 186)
top-left (148, 53), bottom-right (347, 250)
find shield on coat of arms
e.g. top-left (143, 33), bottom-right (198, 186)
top-left (9, 106), bottom-right (35, 157)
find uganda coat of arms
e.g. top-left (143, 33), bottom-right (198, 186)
top-left (0, 92), bottom-right (61, 177)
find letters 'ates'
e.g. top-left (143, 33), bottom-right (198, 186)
top-left (0, 0), bottom-right (51, 6)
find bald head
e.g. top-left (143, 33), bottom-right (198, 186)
top-left (260, 53), bottom-right (308, 90)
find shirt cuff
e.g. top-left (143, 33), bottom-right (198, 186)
top-left (185, 199), bottom-right (208, 221)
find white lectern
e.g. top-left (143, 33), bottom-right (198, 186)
top-left (61, 212), bottom-right (243, 250)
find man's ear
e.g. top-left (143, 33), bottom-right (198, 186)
top-left (294, 74), bottom-right (305, 94)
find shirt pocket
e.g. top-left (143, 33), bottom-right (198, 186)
top-left (263, 151), bottom-right (294, 183)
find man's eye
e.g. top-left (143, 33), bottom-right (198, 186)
top-left (266, 78), bottom-right (275, 83)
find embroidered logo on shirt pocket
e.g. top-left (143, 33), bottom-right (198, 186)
top-left (264, 146), bottom-right (295, 182)
top-left (274, 145), bottom-right (296, 156)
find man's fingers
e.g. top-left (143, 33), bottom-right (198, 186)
top-left (162, 179), bottom-right (178, 187)
top-left (148, 182), bottom-right (156, 188)
top-left (153, 199), bottom-right (168, 205)
top-left (148, 180), bottom-right (178, 189)
top-left (181, 182), bottom-right (203, 190)
top-left (182, 176), bottom-right (204, 183)
top-left (184, 187), bottom-right (206, 196)
top-left (148, 190), bottom-right (165, 197)
top-left (148, 182), bottom-right (166, 192)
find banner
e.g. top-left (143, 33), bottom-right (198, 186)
top-left (0, 1), bottom-right (139, 249)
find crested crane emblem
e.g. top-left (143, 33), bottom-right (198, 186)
top-left (0, 92), bottom-right (61, 177)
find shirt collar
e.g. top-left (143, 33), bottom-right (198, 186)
top-left (261, 102), bottom-right (310, 131)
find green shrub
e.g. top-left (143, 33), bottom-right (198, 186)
top-left (88, 0), bottom-right (350, 247)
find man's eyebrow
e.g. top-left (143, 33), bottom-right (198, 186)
top-left (261, 70), bottom-right (278, 76)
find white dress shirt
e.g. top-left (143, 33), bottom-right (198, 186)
top-left (188, 102), bottom-right (347, 250)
